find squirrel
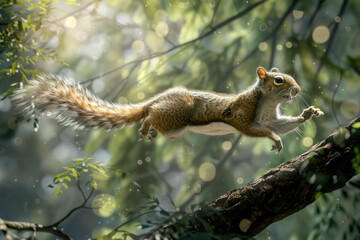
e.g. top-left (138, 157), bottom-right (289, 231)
top-left (11, 67), bottom-right (324, 153)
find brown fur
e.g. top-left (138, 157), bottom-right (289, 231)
top-left (12, 67), bottom-right (323, 153)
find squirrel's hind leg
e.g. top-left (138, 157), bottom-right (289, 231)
top-left (148, 126), bottom-right (158, 141)
top-left (138, 117), bottom-right (152, 141)
top-left (138, 116), bottom-right (158, 141)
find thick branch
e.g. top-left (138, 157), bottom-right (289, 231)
top-left (153, 116), bottom-right (360, 238)
top-left (0, 218), bottom-right (71, 240)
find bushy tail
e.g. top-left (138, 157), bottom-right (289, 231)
top-left (11, 74), bottom-right (146, 130)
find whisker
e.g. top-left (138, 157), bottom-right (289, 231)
top-left (274, 88), bottom-right (287, 99)
top-left (295, 127), bottom-right (304, 138)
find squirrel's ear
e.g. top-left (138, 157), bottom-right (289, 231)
top-left (270, 67), bottom-right (280, 73)
top-left (256, 67), bottom-right (267, 80)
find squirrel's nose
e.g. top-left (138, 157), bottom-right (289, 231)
top-left (293, 86), bottom-right (301, 96)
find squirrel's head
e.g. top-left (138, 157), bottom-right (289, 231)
top-left (256, 67), bottom-right (300, 103)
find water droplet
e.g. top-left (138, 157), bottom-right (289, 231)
top-left (259, 23), bottom-right (267, 31)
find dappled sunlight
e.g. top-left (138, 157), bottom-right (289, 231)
top-left (1, 0), bottom-right (360, 239)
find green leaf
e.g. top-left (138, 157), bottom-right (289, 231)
top-left (91, 180), bottom-right (98, 189)
top-left (160, 209), bottom-right (170, 216)
top-left (55, 186), bottom-right (63, 196)
top-left (132, 181), bottom-right (142, 188)
top-left (64, 176), bottom-right (72, 182)
top-left (70, 169), bottom-right (79, 180)
top-left (88, 163), bottom-right (106, 175)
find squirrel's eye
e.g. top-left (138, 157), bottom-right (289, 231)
top-left (274, 76), bottom-right (284, 85)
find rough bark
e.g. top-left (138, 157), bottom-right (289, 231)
top-left (0, 218), bottom-right (71, 240)
top-left (153, 116), bottom-right (360, 238)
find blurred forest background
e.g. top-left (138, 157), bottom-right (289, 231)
top-left (1, 0), bottom-right (360, 239)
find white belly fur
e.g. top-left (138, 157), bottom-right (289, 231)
top-left (188, 122), bottom-right (237, 136)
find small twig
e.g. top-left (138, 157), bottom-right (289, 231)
top-left (109, 62), bottom-right (141, 101)
top-left (269, 33), bottom-right (278, 68)
top-left (47, 0), bottom-right (99, 24)
top-left (82, 0), bottom-right (268, 83)
top-left (201, 0), bottom-right (221, 34)
top-left (233, 0), bottom-right (299, 69)
top-left (304, 0), bottom-right (326, 37)
top-left (77, 180), bottom-right (87, 200)
top-left (331, 51), bottom-right (343, 127)
top-left (49, 187), bottom-right (95, 227)
top-left (1, 219), bottom-right (71, 240)
top-left (106, 210), bottom-right (160, 238)
top-left (214, 39), bottom-right (241, 90)
top-left (312, 0), bottom-right (348, 91)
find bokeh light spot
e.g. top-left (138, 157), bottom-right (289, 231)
top-left (156, 22), bottom-right (169, 36)
top-left (276, 44), bottom-right (283, 51)
top-left (258, 42), bottom-right (268, 51)
top-left (92, 194), bottom-right (116, 218)
top-left (333, 127), bottom-right (350, 146)
top-left (334, 16), bottom-right (341, 23)
top-left (131, 40), bottom-right (145, 53)
top-left (259, 23), bottom-right (267, 31)
top-left (137, 92), bottom-right (145, 100)
top-left (340, 100), bottom-right (360, 119)
top-left (64, 16), bottom-right (77, 28)
top-left (154, 9), bottom-right (167, 22)
top-left (145, 32), bottom-right (164, 50)
top-left (198, 162), bottom-right (216, 182)
top-left (237, 177), bottom-right (244, 184)
top-left (312, 25), bottom-right (330, 44)
top-left (302, 137), bottom-right (313, 147)
top-left (292, 10), bottom-right (304, 19)
top-left (222, 141), bottom-right (232, 151)
top-left (239, 218), bottom-right (252, 232)
top-left (14, 137), bottom-right (23, 146)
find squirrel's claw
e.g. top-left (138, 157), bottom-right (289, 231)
top-left (301, 106), bottom-right (324, 121)
top-left (148, 127), bottom-right (158, 142)
top-left (138, 131), bottom-right (145, 141)
top-left (271, 139), bottom-right (283, 153)
top-left (315, 109), bottom-right (324, 116)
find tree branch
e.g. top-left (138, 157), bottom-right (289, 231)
top-left (312, 0), bottom-right (348, 91)
top-left (233, 0), bottom-right (298, 69)
top-left (151, 115), bottom-right (360, 238)
top-left (49, 186), bottom-right (95, 227)
top-left (0, 218), bottom-right (71, 240)
top-left (47, 0), bottom-right (99, 24)
top-left (82, 0), bottom-right (268, 83)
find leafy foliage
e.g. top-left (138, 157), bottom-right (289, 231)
top-left (0, 0), bottom-right (65, 99)
top-left (48, 156), bottom-right (108, 196)
top-left (0, 0), bottom-right (360, 239)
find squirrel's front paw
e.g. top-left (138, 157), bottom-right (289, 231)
top-left (300, 106), bottom-right (324, 122)
top-left (271, 139), bottom-right (283, 154)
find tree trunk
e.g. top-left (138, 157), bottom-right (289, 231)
top-left (152, 116), bottom-right (360, 238)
